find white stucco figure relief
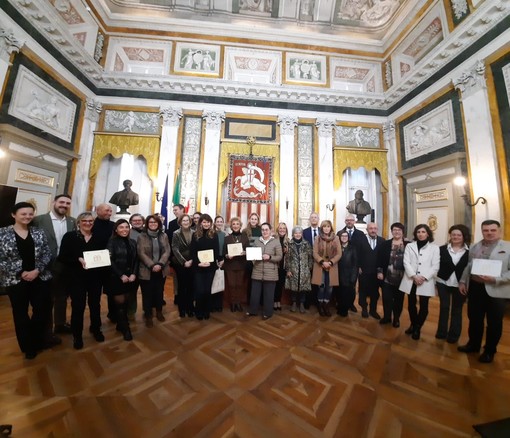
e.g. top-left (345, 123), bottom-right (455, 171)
top-left (235, 163), bottom-right (266, 194)
top-left (20, 90), bottom-right (63, 132)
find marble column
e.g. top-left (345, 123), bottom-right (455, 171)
top-left (315, 118), bottom-right (336, 222)
top-left (277, 115), bottom-right (297, 226)
top-left (0, 23), bottom-right (23, 89)
top-left (201, 110), bottom-right (225, 215)
top-left (383, 120), bottom-right (399, 229)
top-left (158, 106), bottom-right (183, 221)
top-left (72, 98), bottom-right (102, 214)
top-left (453, 60), bottom-right (497, 241)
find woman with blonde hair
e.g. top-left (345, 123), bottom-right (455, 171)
top-left (223, 217), bottom-right (250, 312)
top-left (274, 222), bottom-right (289, 311)
top-left (312, 220), bottom-right (341, 317)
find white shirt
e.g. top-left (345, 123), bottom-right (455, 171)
top-left (436, 243), bottom-right (468, 287)
top-left (367, 235), bottom-right (377, 250)
top-left (50, 211), bottom-right (67, 253)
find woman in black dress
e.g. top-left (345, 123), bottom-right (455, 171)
top-left (59, 212), bottom-right (104, 349)
top-left (107, 219), bottom-right (139, 340)
top-left (336, 230), bottom-right (358, 317)
top-left (191, 214), bottom-right (220, 320)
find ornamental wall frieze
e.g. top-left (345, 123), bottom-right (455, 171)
top-left (8, 0), bottom-right (510, 111)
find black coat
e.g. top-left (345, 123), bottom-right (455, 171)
top-left (107, 236), bottom-right (139, 294)
top-left (338, 244), bottom-right (358, 287)
top-left (356, 235), bottom-right (385, 274)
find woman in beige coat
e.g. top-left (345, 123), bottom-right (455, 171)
top-left (399, 224), bottom-right (440, 340)
top-left (312, 220), bottom-right (341, 317)
top-left (247, 222), bottom-right (283, 320)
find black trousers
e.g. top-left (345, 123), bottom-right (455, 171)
top-left (436, 283), bottom-right (465, 340)
top-left (381, 282), bottom-right (405, 322)
top-left (407, 284), bottom-right (430, 328)
top-left (336, 284), bottom-right (356, 314)
top-left (140, 272), bottom-right (166, 317)
top-left (358, 273), bottom-right (380, 312)
top-left (70, 278), bottom-right (102, 337)
top-left (466, 280), bottom-right (506, 353)
top-left (174, 265), bottom-right (195, 314)
top-left (194, 269), bottom-right (215, 318)
top-left (274, 268), bottom-right (286, 302)
top-left (7, 279), bottom-right (51, 354)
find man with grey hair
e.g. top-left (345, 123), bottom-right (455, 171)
top-left (303, 212), bottom-right (320, 310)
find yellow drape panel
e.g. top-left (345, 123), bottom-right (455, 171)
top-left (90, 134), bottom-right (160, 181)
top-left (333, 148), bottom-right (389, 192)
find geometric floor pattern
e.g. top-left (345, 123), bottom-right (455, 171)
top-left (1, 285), bottom-right (509, 437)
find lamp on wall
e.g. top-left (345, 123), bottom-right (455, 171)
top-left (326, 201), bottom-right (335, 211)
top-left (155, 191), bottom-right (163, 202)
top-left (285, 196), bottom-right (289, 210)
top-left (454, 176), bottom-right (487, 206)
top-left (204, 193), bottom-right (209, 206)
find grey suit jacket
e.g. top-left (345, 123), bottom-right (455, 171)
top-left (32, 213), bottom-right (76, 259)
top-left (460, 239), bottom-right (510, 299)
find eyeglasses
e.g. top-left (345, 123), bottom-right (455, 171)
top-left (80, 220), bottom-right (94, 223)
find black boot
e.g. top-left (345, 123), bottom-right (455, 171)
top-left (117, 303), bottom-right (133, 341)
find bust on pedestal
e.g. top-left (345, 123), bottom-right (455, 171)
top-left (109, 179), bottom-right (139, 215)
top-left (346, 190), bottom-right (372, 224)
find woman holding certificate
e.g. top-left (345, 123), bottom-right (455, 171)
top-left (59, 212), bottom-right (105, 349)
top-left (312, 220), bottom-right (341, 317)
top-left (107, 219), bottom-right (140, 340)
top-left (191, 214), bottom-right (220, 320)
top-left (137, 215), bottom-right (170, 327)
top-left (223, 217), bottom-right (250, 312)
top-left (399, 224), bottom-right (440, 340)
top-left (171, 214), bottom-right (195, 318)
top-left (247, 222), bottom-right (283, 320)
top-left (0, 202), bottom-right (52, 359)
top-left (212, 215), bottom-right (226, 312)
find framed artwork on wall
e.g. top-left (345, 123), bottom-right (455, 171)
top-left (172, 42), bottom-right (222, 77)
top-left (284, 53), bottom-right (328, 86)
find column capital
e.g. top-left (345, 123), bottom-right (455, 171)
top-left (315, 118), bottom-right (335, 137)
top-left (159, 106), bottom-right (183, 127)
top-left (383, 120), bottom-right (396, 142)
top-left (277, 115), bottom-right (298, 136)
top-left (202, 110), bottom-right (225, 131)
top-left (0, 24), bottom-right (24, 62)
top-left (453, 60), bottom-right (486, 97)
top-left (85, 98), bottom-right (102, 122)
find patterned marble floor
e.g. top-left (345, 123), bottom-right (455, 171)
top-left (0, 285), bottom-right (509, 437)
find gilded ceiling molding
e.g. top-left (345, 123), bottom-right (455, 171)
top-left (89, 133), bottom-right (160, 181)
top-left (315, 119), bottom-right (335, 137)
top-left (85, 98), bottom-right (103, 123)
top-left (452, 60), bottom-right (486, 98)
top-left (0, 22), bottom-right (24, 61)
top-left (159, 106), bottom-right (183, 127)
top-left (333, 148), bottom-right (389, 192)
top-left (202, 110), bottom-right (225, 131)
top-left (277, 115), bottom-right (298, 136)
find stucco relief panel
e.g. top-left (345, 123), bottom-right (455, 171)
top-left (105, 37), bottom-right (172, 75)
top-left (225, 47), bottom-right (281, 85)
top-left (330, 58), bottom-right (382, 93)
top-left (403, 100), bottom-right (456, 161)
top-left (180, 117), bottom-right (203, 211)
top-left (297, 125), bottom-right (314, 225)
top-left (8, 65), bottom-right (76, 143)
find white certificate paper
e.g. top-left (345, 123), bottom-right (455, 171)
top-left (227, 243), bottom-right (243, 257)
top-left (471, 258), bottom-right (503, 277)
top-left (198, 249), bottom-right (214, 263)
top-left (83, 249), bottom-right (111, 269)
top-left (246, 247), bottom-right (263, 261)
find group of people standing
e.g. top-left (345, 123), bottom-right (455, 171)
top-left (0, 198), bottom-right (508, 365)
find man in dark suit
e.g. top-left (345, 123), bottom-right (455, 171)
top-left (166, 203), bottom-right (185, 244)
top-left (32, 194), bottom-right (76, 336)
top-left (357, 222), bottom-right (384, 319)
top-left (337, 214), bottom-right (365, 312)
top-left (303, 212), bottom-right (320, 309)
top-left (303, 212), bottom-right (320, 246)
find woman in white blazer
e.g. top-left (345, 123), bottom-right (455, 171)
top-left (399, 224), bottom-right (440, 340)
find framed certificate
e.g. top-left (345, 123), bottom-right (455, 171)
top-left (246, 247), bottom-right (263, 261)
top-left (83, 249), bottom-right (111, 269)
top-left (227, 243), bottom-right (243, 257)
top-left (198, 249), bottom-right (214, 263)
top-left (471, 259), bottom-right (503, 277)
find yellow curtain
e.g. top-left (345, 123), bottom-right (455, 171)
top-left (90, 133), bottom-right (160, 181)
top-left (333, 148), bottom-right (389, 192)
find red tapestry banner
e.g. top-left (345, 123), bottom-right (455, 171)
top-left (227, 155), bottom-right (273, 204)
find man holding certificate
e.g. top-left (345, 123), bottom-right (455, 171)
top-left (246, 222), bottom-right (283, 320)
top-left (458, 220), bottom-right (510, 363)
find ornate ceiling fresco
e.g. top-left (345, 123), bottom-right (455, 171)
top-left (3, 0), bottom-right (509, 111)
